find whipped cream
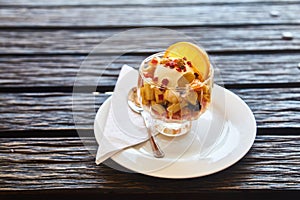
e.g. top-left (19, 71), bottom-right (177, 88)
top-left (154, 64), bottom-right (193, 88)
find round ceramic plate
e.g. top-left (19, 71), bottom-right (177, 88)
top-left (94, 71), bottom-right (256, 179)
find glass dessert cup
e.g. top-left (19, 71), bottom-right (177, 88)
top-left (137, 52), bottom-right (214, 136)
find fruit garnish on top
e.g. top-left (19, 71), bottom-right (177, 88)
top-left (143, 42), bottom-right (211, 89)
top-left (139, 42), bottom-right (212, 121)
top-left (164, 42), bottom-right (210, 80)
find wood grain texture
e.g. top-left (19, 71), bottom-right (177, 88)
top-left (0, 136), bottom-right (299, 191)
top-left (1, 26), bottom-right (300, 54)
top-left (0, 93), bottom-right (107, 131)
top-left (0, 0), bottom-right (299, 196)
top-left (1, 53), bottom-right (300, 88)
top-left (0, 88), bottom-right (299, 131)
top-left (1, 0), bottom-right (299, 6)
top-left (0, 3), bottom-right (299, 27)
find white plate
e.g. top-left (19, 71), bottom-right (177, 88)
top-left (94, 72), bottom-right (256, 179)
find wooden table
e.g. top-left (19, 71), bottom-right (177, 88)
top-left (0, 1), bottom-right (299, 199)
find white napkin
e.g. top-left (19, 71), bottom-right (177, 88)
top-left (95, 65), bottom-right (149, 165)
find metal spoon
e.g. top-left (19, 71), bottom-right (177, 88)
top-left (127, 87), bottom-right (165, 158)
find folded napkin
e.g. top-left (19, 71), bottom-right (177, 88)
top-left (95, 65), bottom-right (149, 165)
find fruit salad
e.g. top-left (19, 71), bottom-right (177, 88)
top-left (138, 42), bottom-right (213, 122)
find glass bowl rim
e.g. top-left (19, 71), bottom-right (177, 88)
top-left (139, 51), bottom-right (214, 90)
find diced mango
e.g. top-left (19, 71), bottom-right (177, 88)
top-left (140, 87), bottom-right (149, 105)
top-left (164, 89), bottom-right (180, 103)
top-left (167, 103), bottom-right (181, 115)
top-left (144, 83), bottom-right (154, 101)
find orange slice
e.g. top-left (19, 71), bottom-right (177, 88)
top-left (164, 42), bottom-right (210, 79)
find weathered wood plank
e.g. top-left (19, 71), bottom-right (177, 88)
top-left (1, 26), bottom-right (299, 54)
top-left (0, 0), bottom-right (298, 196)
top-left (0, 4), bottom-right (299, 27)
top-left (0, 136), bottom-right (299, 190)
top-left (0, 53), bottom-right (299, 88)
top-left (0, 88), bottom-right (299, 131)
top-left (0, 93), bottom-right (108, 131)
top-left (1, 0), bottom-right (299, 6)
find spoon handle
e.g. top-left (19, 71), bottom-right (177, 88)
top-left (141, 111), bottom-right (165, 158)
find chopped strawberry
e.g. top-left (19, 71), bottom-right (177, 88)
top-left (176, 67), bottom-right (182, 72)
top-left (151, 58), bottom-right (159, 65)
top-left (180, 65), bottom-right (186, 71)
top-left (169, 61), bottom-right (176, 68)
top-left (158, 94), bottom-right (164, 101)
top-left (162, 78), bottom-right (169, 86)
